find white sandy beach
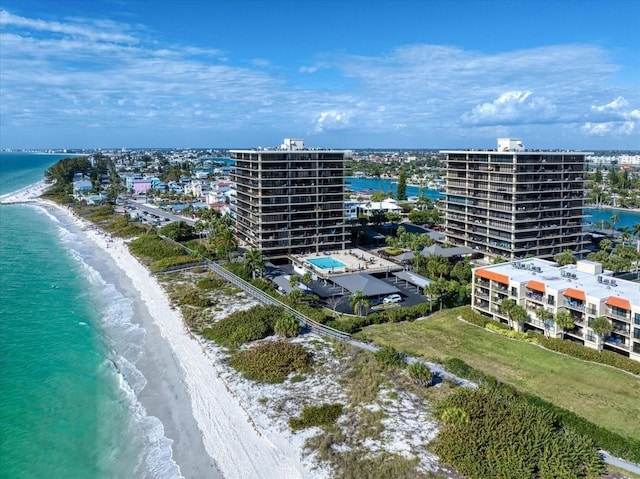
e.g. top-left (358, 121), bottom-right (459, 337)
top-left (2, 182), bottom-right (322, 479)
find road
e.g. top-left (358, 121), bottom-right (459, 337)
top-left (125, 200), bottom-right (196, 226)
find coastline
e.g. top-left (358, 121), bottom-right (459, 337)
top-left (2, 182), bottom-right (319, 479)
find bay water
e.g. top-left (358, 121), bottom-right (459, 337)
top-left (0, 153), bottom-right (180, 478)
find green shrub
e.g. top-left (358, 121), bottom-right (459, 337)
top-left (521, 392), bottom-right (640, 464)
top-left (486, 322), bottom-right (529, 340)
top-left (374, 345), bottom-right (405, 369)
top-left (196, 276), bottom-right (225, 291)
top-left (128, 234), bottom-right (186, 261)
top-left (407, 362), bottom-right (431, 386)
top-left (442, 357), bottom-right (473, 378)
top-left (532, 335), bottom-right (640, 375)
top-left (459, 308), bottom-right (490, 327)
top-left (433, 388), bottom-right (605, 479)
top-left (174, 287), bottom-right (213, 308)
top-left (274, 314), bottom-right (300, 337)
top-left (440, 360), bottom-right (640, 464)
top-left (202, 304), bottom-right (283, 347)
top-left (224, 261), bottom-right (250, 281)
top-left (152, 256), bottom-right (198, 271)
top-left (103, 217), bottom-right (149, 237)
top-left (85, 205), bottom-right (115, 223)
top-left (230, 340), bottom-right (311, 383)
top-left (289, 403), bottom-right (343, 430)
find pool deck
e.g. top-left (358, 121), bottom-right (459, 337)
top-left (291, 248), bottom-right (403, 279)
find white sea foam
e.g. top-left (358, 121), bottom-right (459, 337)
top-left (53, 216), bottom-right (182, 479)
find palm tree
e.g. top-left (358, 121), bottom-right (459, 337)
top-left (510, 305), bottom-right (528, 332)
top-left (599, 238), bottom-right (613, 252)
top-left (633, 223), bottom-right (640, 238)
top-left (554, 310), bottom-right (574, 340)
top-left (274, 314), bottom-right (300, 337)
top-left (553, 249), bottom-right (577, 266)
top-left (287, 288), bottom-right (305, 307)
top-left (423, 281), bottom-right (439, 313)
top-left (288, 274), bottom-right (300, 289)
top-left (610, 214), bottom-right (619, 236)
top-left (536, 307), bottom-right (555, 337)
top-left (214, 227), bottom-right (237, 262)
top-left (590, 316), bottom-right (612, 351)
top-left (499, 298), bottom-right (516, 321)
top-left (244, 249), bottom-right (264, 279)
top-left (301, 272), bottom-right (313, 288)
top-left (349, 290), bottom-right (370, 317)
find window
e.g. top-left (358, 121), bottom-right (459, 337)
top-left (634, 328), bottom-right (640, 340)
top-left (511, 287), bottom-right (517, 297)
top-left (547, 295), bottom-right (555, 306)
top-left (633, 342), bottom-right (640, 354)
top-left (587, 331), bottom-right (595, 342)
top-left (635, 313), bottom-right (640, 325)
top-left (588, 317), bottom-right (594, 326)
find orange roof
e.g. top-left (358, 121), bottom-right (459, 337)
top-left (526, 280), bottom-right (546, 292)
top-left (475, 269), bottom-right (509, 284)
top-left (605, 296), bottom-right (631, 310)
top-left (563, 288), bottom-right (586, 301)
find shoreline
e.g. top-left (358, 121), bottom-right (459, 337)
top-left (2, 182), bottom-right (318, 479)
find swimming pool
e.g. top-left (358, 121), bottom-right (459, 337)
top-left (307, 257), bottom-right (348, 270)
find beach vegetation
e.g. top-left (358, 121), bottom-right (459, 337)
top-left (202, 304), bottom-right (283, 347)
top-left (289, 403), bottom-right (343, 431)
top-left (196, 275), bottom-right (226, 291)
top-left (431, 387), bottom-right (605, 479)
top-left (230, 339), bottom-right (312, 383)
top-left (159, 220), bottom-right (195, 241)
top-left (102, 216), bottom-right (149, 237)
top-left (358, 307), bottom-right (640, 461)
top-left (406, 362), bottom-right (432, 386)
top-left (374, 345), bottom-right (406, 369)
top-left (274, 314), bottom-right (300, 338)
top-left (173, 286), bottom-right (213, 308)
top-left (224, 260), bottom-right (250, 281)
top-left (83, 205), bottom-right (115, 223)
top-left (127, 233), bottom-right (192, 270)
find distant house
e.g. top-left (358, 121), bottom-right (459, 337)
top-left (358, 198), bottom-right (402, 216)
top-left (130, 179), bottom-right (153, 196)
top-left (73, 179), bottom-right (92, 197)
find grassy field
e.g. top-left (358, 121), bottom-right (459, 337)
top-left (357, 307), bottom-right (640, 440)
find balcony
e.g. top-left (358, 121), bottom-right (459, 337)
top-left (607, 308), bottom-right (631, 320)
top-left (526, 291), bottom-right (544, 302)
top-left (564, 300), bottom-right (585, 312)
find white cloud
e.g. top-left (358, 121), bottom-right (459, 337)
top-left (582, 121), bottom-right (636, 136)
top-left (461, 91), bottom-right (558, 126)
top-left (314, 110), bottom-right (352, 132)
top-left (0, 9), bottom-right (138, 44)
top-left (0, 9), bottom-right (638, 149)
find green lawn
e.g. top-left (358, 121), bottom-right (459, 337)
top-left (358, 307), bottom-right (640, 440)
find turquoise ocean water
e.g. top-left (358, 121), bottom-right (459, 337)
top-left (0, 153), bottom-right (179, 478)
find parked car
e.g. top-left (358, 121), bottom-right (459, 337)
top-left (383, 294), bottom-right (402, 304)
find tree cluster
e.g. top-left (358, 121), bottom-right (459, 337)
top-left (433, 388), bottom-right (605, 479)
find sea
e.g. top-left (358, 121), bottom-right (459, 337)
top-left (0, 153), bottom-right (180, 478)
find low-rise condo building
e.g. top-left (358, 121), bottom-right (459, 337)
top-left (231, 139), bottom-right (349, 259)
top-left (442, 138), bottom-right (591, 260)
top-left (472, 258), bottom-right (639, 361)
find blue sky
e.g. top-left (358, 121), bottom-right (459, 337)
top-left (1, 0), bottom-right (638, 150)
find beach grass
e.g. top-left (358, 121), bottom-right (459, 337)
top-left (357, 307), bottom-right (640, 441)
